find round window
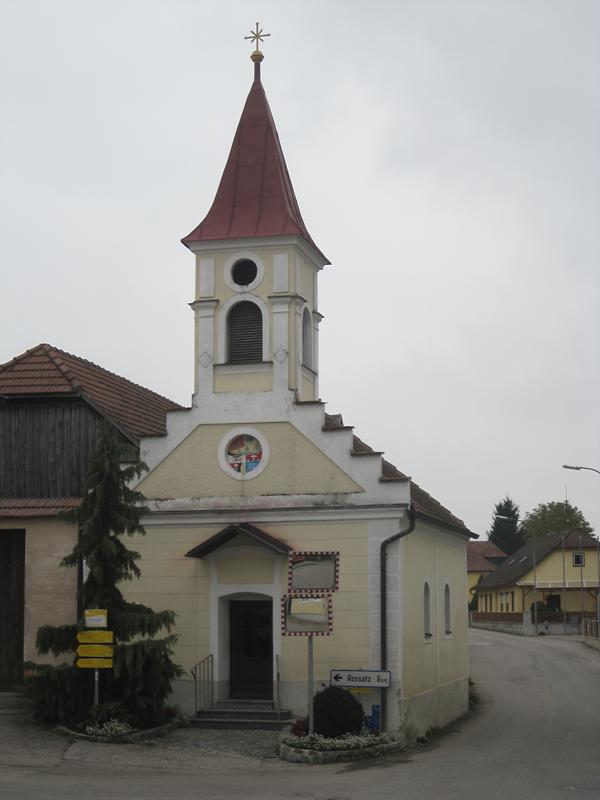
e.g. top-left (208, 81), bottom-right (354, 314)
top-left (225, 434), bottom-right (263, 475)
top-left (231, 259), bottom-right (258, 287)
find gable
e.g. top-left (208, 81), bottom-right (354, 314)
top-left (137, 421), bottom-right (363, 499)
top-left (0, 343), bottom-right (182, 441)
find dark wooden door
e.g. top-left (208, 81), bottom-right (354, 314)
top-left (229, 600), bottom-right (272, 699)
top-left (0, 531), bottom-right (25, 688)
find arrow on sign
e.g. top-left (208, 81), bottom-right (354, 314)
top-left (77, 644), bottom-right (113, 658)
top-left (332, 673), bottom-right (342, 682)
top-left (76, 658), bottom-right (113, 669)
top-left (77, 630), bottom-right (114, 644)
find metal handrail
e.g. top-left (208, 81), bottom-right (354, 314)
top-left (275, 653), bottom-right (281, 716)
top-left (191, 654), bottom-right (214, 714)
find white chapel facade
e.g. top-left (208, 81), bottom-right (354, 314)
top-left (129, 47), bottom-right (472, 737)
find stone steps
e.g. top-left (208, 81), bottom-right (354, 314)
top-left (191, 701), bottom-right (293, 730)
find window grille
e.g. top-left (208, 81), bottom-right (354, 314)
top-left (227, 301), bottom-right (263, 364)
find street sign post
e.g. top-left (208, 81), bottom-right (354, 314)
top-left (76, 658), bottom-right (113, 669)
top-left (77, 644), bottom-right (113, 658)
top-left (77, 630), bottom-right (114, 644)
top-left (330, 669), bottom-right (391, 688)
top-left (81, 610), bottom-right (111, 705)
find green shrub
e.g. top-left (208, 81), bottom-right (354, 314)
top-left (313, 686), bottom-right (364, 738)
top-left (25, 663), bottom-right (92, 726)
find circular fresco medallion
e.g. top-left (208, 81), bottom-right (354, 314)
top-left (225, 434), bottom-right (263, 476)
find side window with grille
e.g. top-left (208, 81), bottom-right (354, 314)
top-left (227, 301), bottom-right (263, 364)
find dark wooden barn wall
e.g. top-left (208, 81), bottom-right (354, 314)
top-left (0, 398), bottom-right (102, 498)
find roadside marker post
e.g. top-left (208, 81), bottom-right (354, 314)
top-left (79, 610), bottom-right (113, 706)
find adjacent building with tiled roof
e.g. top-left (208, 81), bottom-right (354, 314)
top-left (474, 531), bottom-right (599, 617)
top-left (0, 343), bottom-right (182, 442)
top-left (467, 541), bottom-right (507, 608)
top-left (0, 344), bottom-right (182, 687)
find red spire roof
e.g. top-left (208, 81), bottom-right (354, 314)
top-left (182, 76), bottom-right (328, 263)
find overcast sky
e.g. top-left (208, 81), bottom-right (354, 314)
top-left (1, 0), bottom-right (598, 537)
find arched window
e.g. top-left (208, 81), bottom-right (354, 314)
top-left (302, 308), bottom-right (313, 368)
top-left (227, 301), bottom-right (262, 364)
top-left (444, 583), bottom-right (452, 635)
top-left (424, 582), bottom-right (432, 639)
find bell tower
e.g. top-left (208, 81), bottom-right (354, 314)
top-left (182, 30), bottom-right (329, 406)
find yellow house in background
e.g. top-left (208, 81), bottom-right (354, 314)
top-left (127, 48), bottom-right (475, 738)
top-left (467, 541), bottom-right (506, 609)
top-left (474, 530), bottom-right (599, 621)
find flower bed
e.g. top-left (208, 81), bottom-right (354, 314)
top-left (279, 732), bottom-right (403, 764)
top-left (55, 718), bottom-right (183, 744)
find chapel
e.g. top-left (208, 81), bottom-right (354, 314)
top-left (126, 40), bottom-right (474, 735)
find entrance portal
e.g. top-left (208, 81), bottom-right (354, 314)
top-left (229, 599), bottom-right (272, 699)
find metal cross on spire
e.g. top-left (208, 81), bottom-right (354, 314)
top-left (245, 22), bottom-right (270, 80)
top-left (245, 22), bottom-right (270, 53)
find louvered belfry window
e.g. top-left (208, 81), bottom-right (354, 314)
top-left (227, 301), bottom-right (263, 364)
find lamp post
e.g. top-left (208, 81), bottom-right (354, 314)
top-left (562, 465), bottom-right (600, 632)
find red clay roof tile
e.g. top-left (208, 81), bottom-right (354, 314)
top-left (182, 78), bottom-right (328, 263)
top-left (324, 410), bottom-right (470, 533)
top-left (467, 541), bottom-right (507, 571)
top-left (0, 497), bottom-right (81, 518)
top-left (0, 344), bottom-right (182, 441)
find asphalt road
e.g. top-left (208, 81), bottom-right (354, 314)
top-left (1, 629), bottom-right (599, 800)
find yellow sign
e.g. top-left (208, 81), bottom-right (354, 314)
top-left (76, 658), bottom-right (113, 669)
top-left (77, 630), bottom-right (114, 644)
top-left (84, 609), bottom-right (108, 628)
top-left (77, 645), bottom-right (113, 658)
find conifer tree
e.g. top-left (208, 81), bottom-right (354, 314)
top-left (488, 496), bottom-right (525, 556)
top-left (32, 425), bottom-right (182, 726)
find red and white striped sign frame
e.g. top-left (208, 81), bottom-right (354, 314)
top-left (281, 594), bottom-right (333, 636)
top-left (287, 551), bottom-right (340, 595)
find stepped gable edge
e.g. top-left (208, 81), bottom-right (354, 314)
top-left (321, 410), bottom-right (470, 534)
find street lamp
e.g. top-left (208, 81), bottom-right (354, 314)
top-left (562, 464), bottom-right (600, 633)
top-left (563, 465), bottom-right (600, 476)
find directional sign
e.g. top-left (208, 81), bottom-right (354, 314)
top-left (330, 669), bottom-right (391, 688)
top-left (84, 609), bottom-right (108, 628)
top-left (77, 630), bottom-right (114, 644)
top-left (76, 658), bottom-right (113, 669)
top-left (77, 644), bottom-right (113, 658)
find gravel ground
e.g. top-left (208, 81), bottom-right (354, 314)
top-left (0, 710), bottom-right (285, 772)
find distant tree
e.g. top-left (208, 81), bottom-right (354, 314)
top-left (522, 501), bottom-right (593, 538)
top-left (30, 425), bottom-right (183, 727)
top-left (488, 496), bottom-right (525, 556)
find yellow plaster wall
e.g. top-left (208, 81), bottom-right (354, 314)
top-left (402, 525), bottom-right (468, 697)
top-left (138, 421), bottom-right (363, 499)
top-left (217, 551), bottom-right (274, 584)
top-left (214, 370), bottom-right (272, 393)
top-left (0, 518), bottom-right (78, 665)
top-left (467, 571), bottom-right (485, 606)
top-left (480, 586), bottom-right (596, 613)
top-left (296, 256), bottom-right (315, 307)
top-left (521, 549), bottom-right (600, 584)
top-left (299, 372), bottom-right (316, 402)
top-left (124, 520), bottom-right (369, 678)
